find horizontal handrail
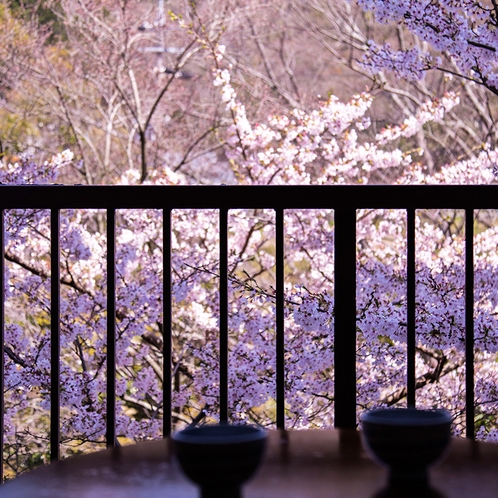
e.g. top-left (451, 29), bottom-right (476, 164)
top-left (0, 184), bottom-right (498, 208)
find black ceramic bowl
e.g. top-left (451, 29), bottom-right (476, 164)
top-left (361, 408), bottom-right (452, 485)
top-left (173, 424), bottom-right (267, 498)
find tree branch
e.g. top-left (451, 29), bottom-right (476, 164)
top-left (381, 353), bottom-right (465, 406)
top-left (5, 251), bottom-right (91, 296)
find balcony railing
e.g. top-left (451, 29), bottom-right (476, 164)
top-left (1, 184), bottom-right (497, 475)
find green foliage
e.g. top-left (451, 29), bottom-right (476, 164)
top-left (0, 108), bottom-right (39, 156)
top-left (9, 0), bottom-right (66, 42)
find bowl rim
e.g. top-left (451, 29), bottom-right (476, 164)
top-left (360, 407), bottom-right (452, 426)
top-left (172, 423), bottom-right (267, 445)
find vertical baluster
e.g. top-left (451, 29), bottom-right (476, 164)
top-left (275, 208), bottom-right (285, 430)
top-left (406, 208), bottom-right (416, 408)
top-left (334, 209), bottom-right (357, 428)
top-left (465, 208), bottom-right (475, 438)
top-left (0, 210), bottom-right (4, 481)
top-left (50, 209), bottom-right (60, 460)
top-left (219, 208), bottom-right (228, 423)
top-left (163, 209), bottom-right (172, 437)
top-left (106, 209), bottom-right (116, 447)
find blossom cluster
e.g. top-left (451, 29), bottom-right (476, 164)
top-left (356, 0), bottom-right (498, 90)
top-left (212, 47), bottom-right (465, 185)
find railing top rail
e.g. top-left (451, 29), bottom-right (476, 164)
top-left (0, 184), bottom-right (497, 209)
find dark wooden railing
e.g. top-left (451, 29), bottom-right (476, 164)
top-left (1, 184), bottom-right (497, 474)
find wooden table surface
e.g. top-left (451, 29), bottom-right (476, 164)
top-left (2, 429), bottom-right (498, 497)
